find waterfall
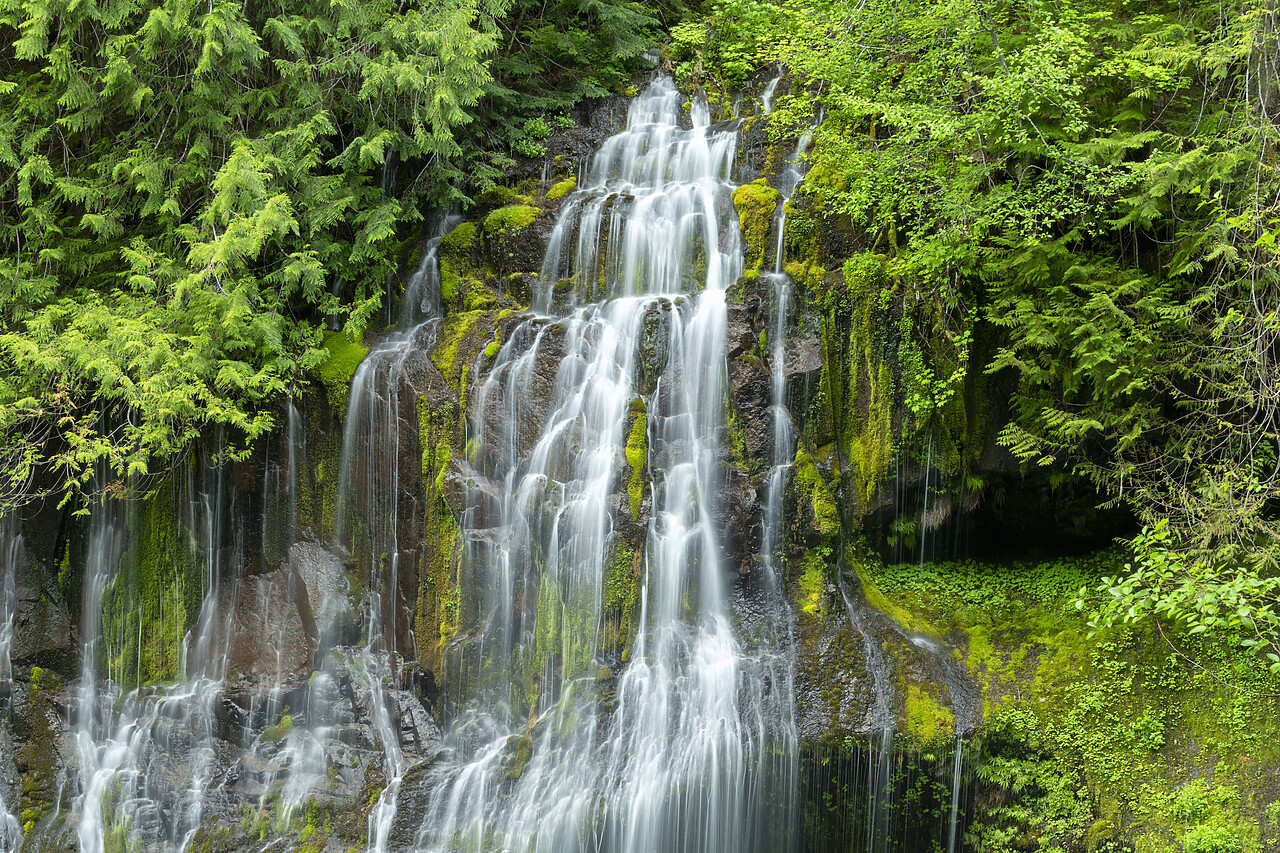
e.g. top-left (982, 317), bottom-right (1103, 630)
top-left (416, 74), bottom-right (798, 853)
top-left (74, 461), bottom-right (237, 853)
top-left (947, 737), bottom-right (965, 853)
top-left (332, 214), bottom-right (461, 852)
top-left (760, 70), bottom-right (782, 116)
top-left (0, 516), bottom-right (22, 852)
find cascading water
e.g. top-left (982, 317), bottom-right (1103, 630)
top-left (760, 70), bottom-right (782, 116)
top-left (0, 515), bottom-right (23, 852)
top-left (333, 215), bottom-right (459, 852)
top-left (75, 463), bottom-right (236, 853)
top-left (416, 74), bottom-right (798, 853)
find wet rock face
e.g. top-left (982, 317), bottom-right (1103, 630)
top-left (225, 568), bottom-right (314, 685)
top-left (11, 537), bottom-right (76, 672)
top-left (290, 540), bottom-right (357, 648)
top-left (795, 608), bottom-right (875, 743)
top-left (471, 318), bottom-right (566, 465)
top-left (485, 212), bottom-right (557, 281)
top-left (638, 302), bottom-right (671, 397)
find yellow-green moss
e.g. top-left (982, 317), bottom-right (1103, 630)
top-left (625, 399), bottom-right (648, 519)
top-left (102, 476), bottom-right (202, 686)
top-left (903, 683), bottom-right (954, 747)
top-left (415, 395), bottom-right (462, 675)
top-left (732, 179), bottom-right (780, 274)
top-left (462, 279), bottom-right (499, 312)
top-left (791, 448), bottom-right (840, 538)
top-left (796, 551), bottom-right (826, 617)
top-left (869, 554), bottom-right (1280, 850)
top-left (261, 712), bottom-right (293, 743)
top-left (546, 177), bottom-right (577, 201)
top-left (430, 310), bottom-right (495, 396)
top-left (440, 221), bottom-right (476, 263)
top-left (475, 184), bottom-right (532, 208)
top-left (316, 331), bottom-right (368, 411)
top-left (506, 732), bottom-right (534, 780)
top-left (484, 204), bottom-right (539, 234)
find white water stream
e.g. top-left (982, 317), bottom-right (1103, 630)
top-left (0, 516), bottom-right (23, 852)
top-left (416, 75), bottom-right (799, 853)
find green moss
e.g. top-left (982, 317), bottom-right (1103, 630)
top-left (262, 712), bottom-right (293, 743)
top-left (625, 399), bottom-right (648, 519)
top-left (791, 447), bottom-right (840, 538)
top-left (506, 733), bottom-right (534, 780)
top-left (415, 394), bottom-right (463, 676)
top-left (731, 179), bottom-right (780, 274)
top-left (102, 475), bottom-right (203, 686)
top-left (18, 665), bottom-right (63, 839)
top-left (430, 310), bottom-right (495, 396)
top-left (804, 254), bottom-right (895, 513)
top-left (316, 330), bottom-right (368, 412)
top-left (475, 184), bottom-right (531, 208)
top-left (439, 221), bottom-right (476, 263)
top-left (462, 279), bottom-right (499, 312)
top-left (868, 553), bottom-right (1280, 850)
top-left (484, 204), bottom-right (539, 234)
top-left (796, 551), bottom-right (826, 617)
top-left (902, 683), bottom-right (954, 747)
top-left (545, 177), bottom-right (577, 201)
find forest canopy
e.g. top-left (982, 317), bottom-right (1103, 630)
top-left (0, 0), bottom-right (658, 509)
top-left (1, 0), bottom-right (1278, 656)
top-left (686, 0), bottom-right (1280, 660)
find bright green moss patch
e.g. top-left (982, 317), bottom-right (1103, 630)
top-left (731, 179), bottom-right (780, 273)
top-left (261, 712), bottom-right (293, 743)
top-left (440, 221), bottom-right (476, 262)
top-left (316, 331), bottom-right (368, 411)
top-left (796, 550), bottom-right (826, 617)
top-left (463, 279), bottom-right (499, 312)
top-left (869, 553), bottom-right (1280, 850)
top-left (902, 683), bottom-right (953, 747)
top-left (484, 204), bottom-right (539, 234)
top-left (430, 310), bottom-right (494, 395)
top-left (546, 177), bottom-right (577, 201)
top-left (791, 447), bottom-right (840, 538)
top-left (625, 399), bottom-right (648, 518)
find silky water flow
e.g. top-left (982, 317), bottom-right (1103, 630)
top-left (412, 75), bottom-right (800, 853)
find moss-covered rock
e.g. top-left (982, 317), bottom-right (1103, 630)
top-left (483, 205), bottom-right (540, 234)
top-left (624, 399), bottom-right (648, 521)
top-left (545, 177), bottom-right (577, 201)
top-left (732, 179), bottom-right (780, 275)
top-left (101, 475), bottom-right (204, 686)
top-left (315, 331), bottom-right (368, 412)
top-left (902, 683), bottom-right (953, 748)
top-left (864, 553), bottom-right (1280, 851)
top-left (14, 666), bottom-right (63, 841)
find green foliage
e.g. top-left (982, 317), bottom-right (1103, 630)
top-left (0, 0), bottom-right (501, 509)
top-left (872, 553), bottom-right (1279, 850)
top-left (675, 0), bottom-right (784, 88)
top-left (690, 0), bottom-right (1280, 662)
top-left (1082, 521), bottom-right (1280, 673)
top-left (771, 0), bottom-right (1280, 553)
top-left (468, 0), bottom-right (659, 176)
top-left (1184, 825), bottom-right (1243, 853)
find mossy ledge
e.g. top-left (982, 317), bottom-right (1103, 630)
top-left (731, 178), bottom-right (780, 275)
top-left (315, 330), bottom-right (369, 411)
